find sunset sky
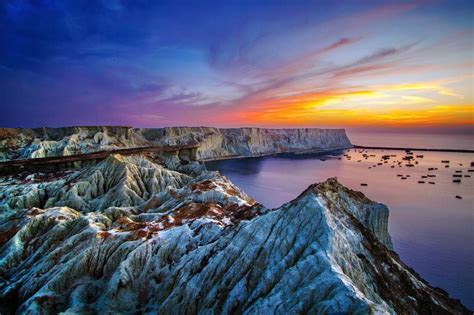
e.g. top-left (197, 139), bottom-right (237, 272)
top-left (0, 0), bottom-right (473, 132)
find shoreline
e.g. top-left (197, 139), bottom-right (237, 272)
top-left (198, 146), bottom-right (351, 162)
top-left (353, 145), bottom-right (474, 154)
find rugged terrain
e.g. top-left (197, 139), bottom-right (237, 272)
top-left (0, 126), bottom-right (351, 161)
top-left (0, 127), bottom-right (470, 314)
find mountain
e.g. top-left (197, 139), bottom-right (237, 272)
top-left (0, 127), bottom-right (469, 314)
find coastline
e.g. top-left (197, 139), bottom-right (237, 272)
top-left (353, 145), bottom-right (474, 154)
top-left (198, 146), bottom-right (351, 162)
top-left (0, 128), bottom-right (471, 313)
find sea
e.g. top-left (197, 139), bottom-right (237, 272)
top-left (206, 131), bottom-right (474, 309)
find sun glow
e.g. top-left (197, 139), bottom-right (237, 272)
top-left (226, 77), bottom-right (473, 128)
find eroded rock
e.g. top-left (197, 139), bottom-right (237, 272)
top-left (0, 154), bottom-right (469, 314)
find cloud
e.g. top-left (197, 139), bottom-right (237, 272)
top-left (0, 0), bottom-right (472, 130)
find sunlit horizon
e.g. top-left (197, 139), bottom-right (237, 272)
top-left (1, 1), bottom-right (472, 133)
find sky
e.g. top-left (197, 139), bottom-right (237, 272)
top-left (0, 0), bottom-right (473, 132)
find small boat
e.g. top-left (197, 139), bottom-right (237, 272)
top-left (468, 169), bottom-right (474, 172)
top-left (428, 182), bottom-right (435, 185)
top-left (453, 179), bottom-right (461, 183)
top-left (456, 195), bottom-right (462, 199)
top-left (428, 168), bottom-right (435, 171)
top-left (416, 155), bottom-right (424, 158)
top-left (441, 160), bottom-right (450, 163)
top-left (406, 164), bottom-right (415, 167)
top-left (464, 175), bottom-right (471, 178)
top-left (455, 170), bottom-right (462, 173)
top-left (421, 176), bottom-right (427, 178)
top-left (360, 183), bottom-right (368, 186)
top-left (401, 177), bottom-right (407, 180)
top-left (418, 181), bottom-right (425, 184)
top-left (397, 174), bottom-right (403, 177)
top-left (445, 165), bottom-right (450, 168)
top-left (453, 174), bottom-right (462, 178)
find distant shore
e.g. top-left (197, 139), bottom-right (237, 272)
top-left (353, 145), bottom-right (474, 154)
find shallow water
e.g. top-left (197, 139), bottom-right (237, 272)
top-left (206, 149), bottom-right (474, 308)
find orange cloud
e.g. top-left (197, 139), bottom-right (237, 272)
top-left (217, 77), bottom-right (473, 128)
top-left (233, 104), bottom-right (473, 128)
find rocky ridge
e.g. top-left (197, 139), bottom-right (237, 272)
top-left (0, 126), bottom-right (351, 161)
top-left (0, 147), bottom-right (469, 313)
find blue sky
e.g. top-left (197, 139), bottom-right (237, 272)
top-left (0, 0), bottom-right (472, 131)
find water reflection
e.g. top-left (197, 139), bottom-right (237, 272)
top-left (207, 157), bottom-right (265, 175)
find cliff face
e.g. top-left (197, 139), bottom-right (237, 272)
top-left (0, 126), bottom-right (138, 161)
top-left (152, 127), bottom-right (352, 160)
top-left (0, 152), bottom-right (468, 314)
top-left (0, 126), bottom-right (352, 161)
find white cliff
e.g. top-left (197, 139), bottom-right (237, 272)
top-left (0, 126), bottom-right (352, 161)
top-left (149, 127), bottom-right (352, 160)
top-left (0, 127), bottom-right (138, 161)
top-left (0, 151), bottom-right (469, 314)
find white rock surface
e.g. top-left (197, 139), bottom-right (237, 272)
top-left (0, 153), bottom-right (469, 314)
top-left (0, 126), bottom-right (352, 161)
top-left (0, 154), bottom-right (192, 216)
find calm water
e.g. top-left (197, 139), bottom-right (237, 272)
top-left (349, 130), bottom-right (474, 150)
top-left (207, 148), bottom-right (474, 308)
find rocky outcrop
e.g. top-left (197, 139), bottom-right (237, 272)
top-left (150, 127), bottom-right (352, 160)
top-left (314, 180), bottom-right (393, 249)
top-left (0, 126), bottom-right (352, 161)
top-left (0, 126), bottom-right (138, 161)
top-left (0, 153), bottom-right (469, 314)
top-left (0, 154), bottom-right (198, 217)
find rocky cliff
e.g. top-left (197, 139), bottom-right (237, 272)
top-left (0, 150), bottom-right (469, 314)
top-left (0, 126), bottom-right (352, 161)
top-left (0, 127), bottom-right (138, 161)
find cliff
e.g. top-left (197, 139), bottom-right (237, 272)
top-left (148, 127), bottom-right (352, 160)
top-left (0, 126), bottom-right (352, 161)
top-left (0, 151), bottom-right (469, 314)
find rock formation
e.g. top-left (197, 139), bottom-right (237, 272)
top-left (0, 127), bottom-right (352, 161)
top-left (148, 127), bottom-right (352, 160)
top-left (0, 144), bottom-right (469, 314)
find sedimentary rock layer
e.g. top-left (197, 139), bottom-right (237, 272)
top-left (0, 152), bottom-right (469, 314)
top-left (0, 126), bottom-right (352, 161)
